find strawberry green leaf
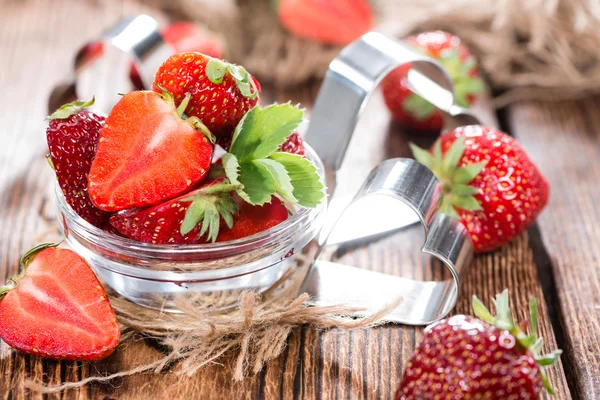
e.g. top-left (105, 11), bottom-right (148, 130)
top-left (227, 64), bottom-right (246, 81)
top-left (409, 143), bottom-right (435, 168)
top-left (540, 371), bottom-right (556, 395)
top-left (441, 136), bottom-right (466, 173)
top-left (47, 98), bottom-right (95, 120)
top-left (255, 158), bottom-right (297, 203)
top-left (230, 104), bottom-right (303, 162)
top-left (459, 57), bottom-right (477, 75)
top-left (199, 205), bottom-right (220, 242)
top-left (530, 297), bottom-right (539, 336)
top-left (236, 160), bottom-right (277, 205)
top-left (269, 152), bottom-right (325, 208)
top-left (453, 162), bottom-right (487, 184)
top-left (179, 181), bottom-right (240, 241)
top-left (206, 58), bottom-right (227, 84)
top-left (453, 184), bottom-right (480, 196)
top-left (535, 350), bottom-right (563, 366)
top-left (402, 93), bottom-right (437, 121)
top-left (472, 295), bottom-right (494, 323)
top-left (181, 200), bottom-right (206, 236)
top-left (222, 153), bottom-right (241, 186)
top-left (454, 195), bottom-right (482, 211)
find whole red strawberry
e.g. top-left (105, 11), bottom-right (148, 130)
top-left (88, 89), bottom-right (214, 212)
top-left (395, 290), bottom-right (561, 399)
top-left (46, 98), bottom-right (109, 227)
top-left (382, 31), bottom-right (484, 133)
top-left (217, 197), bottom-right (289, 242)
top-left (154, 52), bottom-right (260, 145)
top-left (275, 0), bottom-right (373, 45)
top-left (411, 125), bottom-right (549, 252)
top-left (0, 244), bottom-right (120, 361)
top-left (109, 179), bottom-right (240, 244)
top-left (130, 22), bottom-right (225, 90)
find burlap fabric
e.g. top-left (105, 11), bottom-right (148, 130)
top-left (167, 0), bottom-right (600, 106)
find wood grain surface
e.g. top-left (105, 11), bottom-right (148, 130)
top-left (0, 0), bottom-right (592, 399)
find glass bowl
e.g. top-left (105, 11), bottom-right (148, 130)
top-left (55, 144), bottom-right (327, 313)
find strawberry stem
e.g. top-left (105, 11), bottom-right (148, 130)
top-left (411, 137), bottom-right (486, 219)
top-left (177, 93), bottom-right (192, 118)
top-left (47, 98), bottom-right (95, 121)
top-left (0, 243), bottom-right (59, 300)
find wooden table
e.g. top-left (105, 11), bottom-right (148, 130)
top-left (0, 1), bottom-right (598, 399)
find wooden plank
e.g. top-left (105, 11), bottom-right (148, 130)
top-left (0, 0), bottom-right (572, 398)
top-left (507, 98), bottom-right (600, 399)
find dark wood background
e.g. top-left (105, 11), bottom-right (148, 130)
top-left (1, 0), bottom-right (598, 398)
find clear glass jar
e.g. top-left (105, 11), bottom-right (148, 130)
top-left (55, 145), bottom-right (327, 313)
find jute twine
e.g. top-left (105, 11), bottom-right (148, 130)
top-left (25, 224), bottom-right (402, 393)
top-left (167, 0), bottom-right (600, 106)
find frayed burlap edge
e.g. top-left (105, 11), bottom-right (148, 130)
top-left (25, 228), bottom-right (402, 393)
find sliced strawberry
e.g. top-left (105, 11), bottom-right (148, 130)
top-left (0, 244), bottom-right (120, 361)
top-left (109, 179), bottom-right (240, 244)
top-left (88, 90), bottom-right (214, 212)
top-left (46, 98), bottom-right (109, 227)
top-left (217, 197), bottom-right (289, 242)
top-left (154, 52), bottom-right (260, 145)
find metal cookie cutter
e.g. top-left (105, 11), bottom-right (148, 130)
top-left (49, 15), bottom-right (172, 114)
top-left (301, 32), bottom-right (478, 325)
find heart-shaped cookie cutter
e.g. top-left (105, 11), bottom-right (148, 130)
top-left (48, 15), bottom-right (171, 114)
top-left (301, 32), bottom-right (477, 325)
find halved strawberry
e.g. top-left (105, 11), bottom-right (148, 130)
top-left (109, 179), bottom-right (239, 244)
top-left (216, 197), bottom-right (289, 242)
top-left (88, 90), bottom-right (214, 211)
top-left (154, 52), bottom-right (260, 146)
top-left (0, 244), bottom-right (120, 361)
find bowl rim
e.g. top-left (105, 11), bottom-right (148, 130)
top-left (55, 143), bottom-right (327, 256)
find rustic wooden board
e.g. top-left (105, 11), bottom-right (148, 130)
top-left (0, 0), bottom-right (576, 398)
top-left (507, 99), bottom-right (600, 399)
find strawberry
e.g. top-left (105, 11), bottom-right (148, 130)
top-left (395, 290), bottom-right (561, 399)
top-left (153, 52), bottom-right (260, 145)
top-left (275, 0), bottom-right (374, 46)
top-left (88, 89), bottom-right (214, 212)
top-left (109, 179), bottom-right (239, 244)
top-left (130, 22), bottom-right (225, 90)
top-left (46, 98), bottom-right (109, 227)
top-left (280, 132), bottom-right (305, 156)
top-left (0, 244), bottom-right (120, 361)
top-left (382, 31), bottom-right (484, 133)
top-left (411, 125), bottom-right (549, 253)
top-left (217, 197), bottom-right (289, 242)
top-left (162, 22), bottom-right (224, 57)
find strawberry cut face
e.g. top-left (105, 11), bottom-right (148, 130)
top-left (88, 90), bottom-right (213, 211)
top-left (0, 246), bottom-right (120, 361)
